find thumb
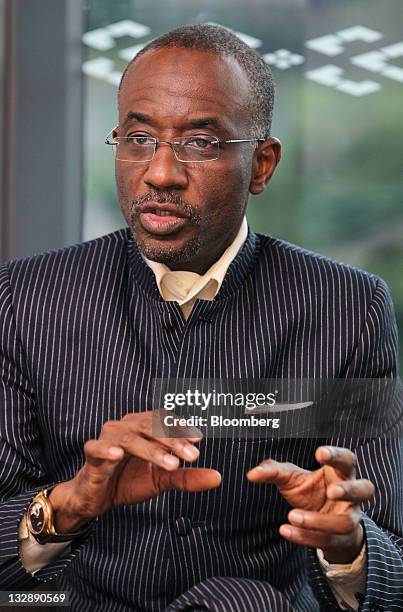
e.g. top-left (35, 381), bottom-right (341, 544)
top-left (159, 468), bottom-right (222, 493)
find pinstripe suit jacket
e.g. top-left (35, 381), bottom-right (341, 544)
top-left (0, 227), bottom-right (402, 611)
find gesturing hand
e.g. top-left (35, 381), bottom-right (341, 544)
top-left (247, 446), bottom-right (375, 563)
top-left (49, 411), bottom-right (221, 533)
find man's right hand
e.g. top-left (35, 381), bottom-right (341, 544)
top-left (48, 411), bottom-right (221, 534)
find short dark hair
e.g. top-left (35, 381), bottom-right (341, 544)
top-left (118, 23), bottom-right (275, 138)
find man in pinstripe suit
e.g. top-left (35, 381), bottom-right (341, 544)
top-left (0, 24), bottom-right (402, 612)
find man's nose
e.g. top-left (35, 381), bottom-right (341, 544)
top-left (143, 142), bottom-right (188, 190)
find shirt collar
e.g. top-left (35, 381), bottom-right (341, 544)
top-left (143, 216), bottom-right (248, 302)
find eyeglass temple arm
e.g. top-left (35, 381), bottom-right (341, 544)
top-left (221, 138), bottom-right (266, 144)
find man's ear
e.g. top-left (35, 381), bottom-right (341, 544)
top-left (249, 138), bottom-right (281, 195)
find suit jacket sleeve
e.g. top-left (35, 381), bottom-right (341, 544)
top-left (307, 277), bottom-right (403, 611)
top-left (0, 263), bottom-right (92, 588)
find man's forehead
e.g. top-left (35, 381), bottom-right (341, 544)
top-left (122, 46), bottom-right (248, 85)
top-left (119, 47), bottom-right (251, 120)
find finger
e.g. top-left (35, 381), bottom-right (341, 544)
top-left (278, 524), bottom-right (353, 550)
top-left (140, 410), bottom-right (204, 441)
top-left (146, 435), bottom-right (201, 461)
top-left (99, 418), bottom-right (201, 465)
top-left (87, 433), bottom-right (182, 473)
top-left (327, 478), bottom-right (375, 503)
top-left (315, 446), bottom-right (356, 478)
top-left (128, 412), bottom-right (203, 451)
top-left (158, 468), bottom-right (222, 493)
top-left (246, 459), bottom-right (308, 484)
top-left (83, 439), bottom-right (125, 483)
top-left (117, 412), bottom-right (204, 444)
top-left (288, 508), bottom-right (361, 534)
top-left (154, 423), bottom-right (204, 441)
top-left (118, 431), bottom-right (201, 467)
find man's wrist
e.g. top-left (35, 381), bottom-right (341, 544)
top-left (318, 541), bottom-right (366, 573)
top-left (48, 481), bottom-right (91, 534)
top-left (322, 524), bottom-right (364, 565)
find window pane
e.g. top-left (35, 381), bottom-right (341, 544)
top-left (82, 0), bottom-right (403, 369)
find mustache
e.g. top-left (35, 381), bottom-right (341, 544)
top-left (130, 191), bottom-right (203, 223)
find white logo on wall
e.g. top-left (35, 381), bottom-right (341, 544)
top-left (82, 21), bottom-right (403, 97)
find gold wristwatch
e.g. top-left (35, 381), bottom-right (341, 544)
top-left (26, 484), bottom-right (92, 545)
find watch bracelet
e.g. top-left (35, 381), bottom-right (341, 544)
top-left (27, 483), bottom-right (94, 544)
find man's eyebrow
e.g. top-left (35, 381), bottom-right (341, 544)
top-left (122, 111), bottom-right (153, 126)
top-left (121, 112), bottom-right (225, 131)
top-left (188, 117), bottom-right (223, 130)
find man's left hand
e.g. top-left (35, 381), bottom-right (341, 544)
top-left (247, 446), bottom-right (375, 563)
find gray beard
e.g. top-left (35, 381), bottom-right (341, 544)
top-left (133, 230), bottom-right (203, 267)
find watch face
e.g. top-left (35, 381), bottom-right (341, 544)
top-left (28, 501), bottom-right (46, 535)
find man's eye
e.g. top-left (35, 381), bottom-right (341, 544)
top-left (127, 136), bottom-right (153, 146)
top-left (186, 137), bottom-right (215, 149)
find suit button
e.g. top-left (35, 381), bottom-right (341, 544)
top-left (198, 315), bottom-right (213, 323)
top-left (174, 517), bottom-right (192, 536)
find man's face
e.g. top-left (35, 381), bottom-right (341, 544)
top-left (116, 47), bottom-right (261, 273)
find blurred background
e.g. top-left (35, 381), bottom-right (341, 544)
top-left (1, 0), bottom-right (402, 369)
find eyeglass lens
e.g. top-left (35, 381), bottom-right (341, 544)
top-left (113, 137), bottom-right (220, 162)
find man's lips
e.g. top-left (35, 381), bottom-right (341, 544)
top-left (137, 203), bottom-right (189, 236)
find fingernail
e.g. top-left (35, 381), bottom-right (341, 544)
top-left (330, 485), bottom-right (344, 497)
top-left (163, 454), bottom-right (179, 467)
top-left (321, 447), bottom-right (332, 460)
top-left (280, 526), bottom-right (292, 537)
top-left (109, 446), bottom-right (123, 458)
top-left (183, 444), bottom-right (199, 459)
top-left (289, 511), bottom-right (303, 525)
top-left (254, 463), bottom-right (271, 471)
